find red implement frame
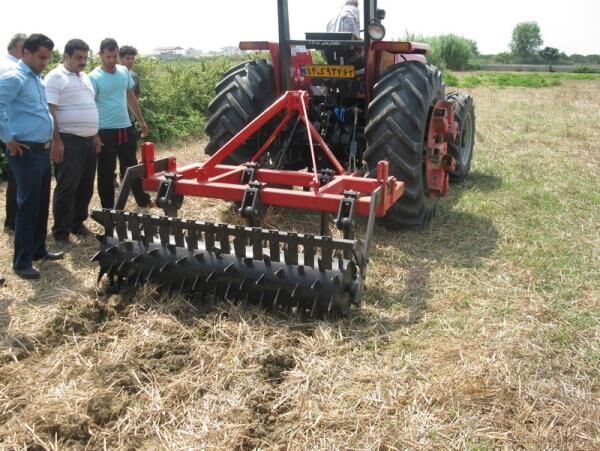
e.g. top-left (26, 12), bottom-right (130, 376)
top-left (140, 90), bottom-right (404, 217)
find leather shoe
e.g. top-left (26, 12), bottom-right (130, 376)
top-left (14, 267), bottom-right (40, 280)
top-left (71, 224), bottom-right (91, 236)
top-left (33, 251), bottom-right (64, 261)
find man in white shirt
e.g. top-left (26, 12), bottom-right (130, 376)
top-left (0, 33), bottom-right (27, 235)
top-left (44, 39), bottom-right (100, 243)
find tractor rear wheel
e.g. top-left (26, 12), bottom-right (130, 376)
top-left (364, 61), bottom-right (445, 228)
top-left (204, 60), bottom-right (276, 164)
top-left (446, 92), bottom-right (475, 182)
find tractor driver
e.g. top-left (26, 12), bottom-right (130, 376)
top-left (325, 0), bottom-right (363, 66)
top-left (327, 0), bottom-right (361, 37)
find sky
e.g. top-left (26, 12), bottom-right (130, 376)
top-left (1, 0), bottom-right (598, 56)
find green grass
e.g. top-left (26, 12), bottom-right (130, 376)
top-left (446, 70), bottom-right (600, 88)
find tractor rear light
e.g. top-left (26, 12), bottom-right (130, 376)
top-left (367, 23), bottom-right (386, 41)
top-left (239, 41), bottom-right (270, 51)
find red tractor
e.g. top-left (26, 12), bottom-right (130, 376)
top-left (91, 0), bottom-right (475, 316)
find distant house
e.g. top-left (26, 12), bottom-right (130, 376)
top-left (153, 46), bottom-right (184, 56)
top-left (185, 48), bottom-right (202, 57)
top-left (221, 46), bottom-right (242, 56)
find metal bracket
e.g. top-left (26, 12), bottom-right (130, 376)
top-left (240, 181), bottom-right (263, 227)
top-left (318, 168), bottom-right (335, 186)
top-left (156, 172), bottom-right (184, 217)
top-left (335, 190), bottom-right (357, 241)
top-left (351, 186), bottom-right (381, 306)
top-left (241, 162), bottom-right (260, 185)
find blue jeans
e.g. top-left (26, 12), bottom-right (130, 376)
top-left (8, 147), bottom-right (51, 270)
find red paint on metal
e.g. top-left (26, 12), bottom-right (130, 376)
top-left (140, 90), bottom-right (406, 218)
top-left (425, 100), bottom-right (458, 197)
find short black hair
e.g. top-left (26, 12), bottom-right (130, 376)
top-left (119, 45), bottom-right (138, 58)
top-left (64, 38), bottom-right (89, 56)
top-left (23, 34), bottom-right (54, 54)
top-left (100, 38), bottom-right (118, 53)
top-left (7, 33), bottom-right (27, 52)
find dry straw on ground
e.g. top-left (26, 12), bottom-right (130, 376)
top-left (0, 80), bottom-right (599, 449)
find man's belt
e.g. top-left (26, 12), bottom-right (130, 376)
top-left (19, 141), bottom-right (51, 150)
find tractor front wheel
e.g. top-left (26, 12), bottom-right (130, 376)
top-left (364, 61), bottom-right (445, 228)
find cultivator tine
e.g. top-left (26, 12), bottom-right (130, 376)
top-left (172, 220), bottom-right (185, 247)
top-left (321, 237), bottom-right (333, 270)
top-left (191, 274), bottom-right (202, 291)
top-left (284, 232), bottom-right (299, 265)
top-left (141, 215), bottom-right (156, 245)
top-left (328, 295), bottom-right (335, 313)
top-left (233, 233), bottom-right (246, 259)
top-left (269, 230), bottom-right (280, 262)
top-left (186, 220), bottom-right (199, 251)
top-left (145, 265), bottom-right (156, 282)
top-left (116, 213), bottom-right (128, 240)
top-left (91, 251), bottom-right (102, 262)
top-left (251, 228), bottom-right (263, 259)
top-left (224, 282), bottom-right (232, 301)
top-left (290, 283), bottom-right (299, 298)
top-left (218, 224), bottom-right (230, 254)
top-left (97, 268), bottom-right (107, 284)
top-left (273, 289), bottom-right (281, 309)
top-left (303, 235), bottom-right (315, 268)
top-left (159, 217), bottom-right (171, 245)
top-left (134, 269), bottom-right (143, 287)
top-left (204, 224), bottom-right (215, 252)
top-left (128, 214), bottom-right (141, 241)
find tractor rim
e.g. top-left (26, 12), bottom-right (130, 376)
top-left (459, 112), bottom-right (474, 167)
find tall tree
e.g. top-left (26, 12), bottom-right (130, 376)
top-left (540, 47), bottom-right (560, 65)
top-left (510, 21), bottom-right (543, 61)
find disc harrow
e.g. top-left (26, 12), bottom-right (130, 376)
top-left (92, 209), bottom-right (362, 317)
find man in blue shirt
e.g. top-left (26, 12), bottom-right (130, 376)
top-left (0, 34), bottom-right (64, 280)
top-left (0, 33), bottom-right (27, 234)
top-left (90, 38), bottom-right (152, 209)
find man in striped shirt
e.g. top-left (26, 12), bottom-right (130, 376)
top-left (44, 39), bottom-right (100, 243)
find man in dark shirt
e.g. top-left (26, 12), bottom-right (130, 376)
top-left (0, 34), bottom-right (64, 280)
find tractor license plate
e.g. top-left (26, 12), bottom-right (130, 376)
top-left (302, 65), bottom-right (355, 78)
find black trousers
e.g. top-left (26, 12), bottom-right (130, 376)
top-left (97, 127), bottom-right (151, 209)
top-left (52, 133), bottom-right (97, 240)
top-left (8, 144), bottom-right (51, 270)
top-left (0, 140), bottom-right (17, 231)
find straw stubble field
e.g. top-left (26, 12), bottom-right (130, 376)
top-left (0, 79), bottom-right (598, 450)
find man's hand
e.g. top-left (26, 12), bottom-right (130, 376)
top-left (6, 140), bottom-right (29, 157)
top-left (139, 122), bottom-right (149, 139)
top-left (51, 137), bottom-right (64, 163)
top-left (94, 135), bottom-right (103, 153)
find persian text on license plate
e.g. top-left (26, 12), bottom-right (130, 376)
top-left (302, 65), bottom-right (355, 78)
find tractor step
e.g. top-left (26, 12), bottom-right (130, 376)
top-left (91, 209), bottom-right (362, 317)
